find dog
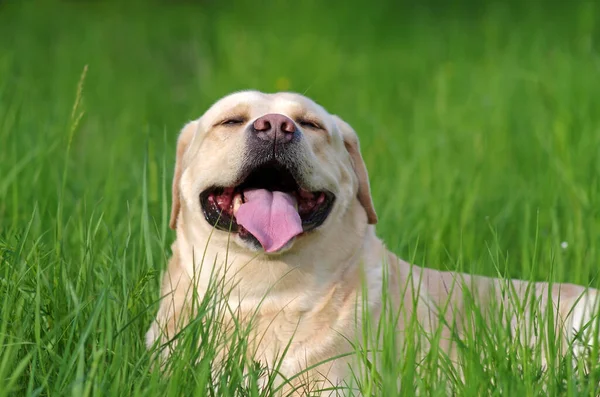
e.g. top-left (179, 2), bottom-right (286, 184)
top-left (146, 90), bottom-right (599, 395)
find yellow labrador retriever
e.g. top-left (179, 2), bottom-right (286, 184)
top-left (146, 91), bottom-right (598, 393)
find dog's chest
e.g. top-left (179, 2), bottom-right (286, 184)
top-left (238, 289), bottom-right (359, 381)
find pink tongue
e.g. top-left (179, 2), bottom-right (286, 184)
top-left (235, 189), bottom-right (303, 253)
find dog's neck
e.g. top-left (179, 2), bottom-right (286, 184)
top-left (173, 201), bottom-right (382, 311)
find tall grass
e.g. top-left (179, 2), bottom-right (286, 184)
top-left (0, 0), bottom-right (599, 395)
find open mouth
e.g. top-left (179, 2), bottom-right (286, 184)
top-left (199, 162), bottom-right (335, 252)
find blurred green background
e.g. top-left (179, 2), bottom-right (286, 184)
top-left (1, 0), bottom-right (600, 394)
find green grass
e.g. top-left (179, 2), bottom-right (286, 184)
top-left (1, 0), bottom-right (600, 395)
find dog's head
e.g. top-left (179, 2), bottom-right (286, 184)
top-left (171, 91), bottom-right (377, 255)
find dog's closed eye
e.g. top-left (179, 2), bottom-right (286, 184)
top-left (218, 117), bottom-right (246, 126)
top-left (297, 119), bottom-right (323, 130)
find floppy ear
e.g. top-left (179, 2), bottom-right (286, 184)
top-left (170, 120), bottom-right (199, 230)
top-left (333, 115), bottom-right (378, 225)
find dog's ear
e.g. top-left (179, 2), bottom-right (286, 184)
top-left (333, 115), bottom-right (378, 225)
top-left (170, 120), bottom-right (199, 230)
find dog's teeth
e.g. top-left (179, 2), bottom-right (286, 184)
top-left (233, 194), bottom-right (242, 214)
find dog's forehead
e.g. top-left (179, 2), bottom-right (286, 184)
top-left (202, 91), bottom-right (330, 121)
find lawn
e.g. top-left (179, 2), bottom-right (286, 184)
top-left (1, 0), bottom-right (599, 395)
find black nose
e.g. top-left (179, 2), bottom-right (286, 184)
top-left (252, 113), bottom-right (297, 144)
